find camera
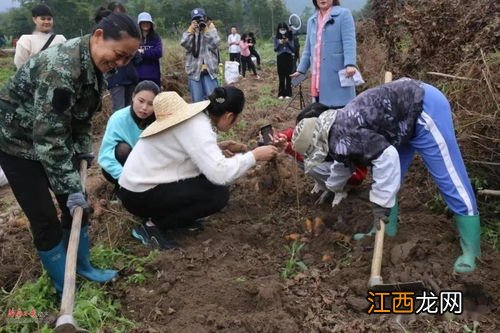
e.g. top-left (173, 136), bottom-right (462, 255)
top-left (246, 38), bottom-right (252, 43)
top-left (194, 16), bottom-right (206, 29)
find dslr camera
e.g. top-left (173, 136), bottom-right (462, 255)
top-left (246, 38), bottom-right (252, 43)
top-left (194, 16), bottom-right (206, 29)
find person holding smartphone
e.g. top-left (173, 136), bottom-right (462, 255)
top-left (274, 22), bottom-right (295, 100)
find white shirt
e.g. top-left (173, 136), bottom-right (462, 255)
top-left (119, 112), bottom-right (256, 192)
top-left (227, 33), bottom-right (241, 53)
top-left (14, 31), bottom-right (66, 69)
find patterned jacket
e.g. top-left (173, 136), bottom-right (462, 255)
top-left (0, 35), bottom-right (104, 194)
top-left (181, 22), bottom-right (221, 81)
top-left (328, 78), bottom-right (425, 167)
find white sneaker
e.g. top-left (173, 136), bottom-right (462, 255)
top-left (285, 96), bottom-right (291, 99)
top-left (278, 96), bottom-right (284, 100)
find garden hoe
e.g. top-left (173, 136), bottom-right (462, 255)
top-left (55, 160), bottom-right (89, 333)
top-left (368, 220), bottom-right (426, 292)
top-left (367, 71), bottom-right (426, 293)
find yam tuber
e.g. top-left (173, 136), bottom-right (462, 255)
top-left (313, 217), bottom-right (325, 237)
top-left (305, 218), bottom-right (314, 235)
top-left (285, 233), bottom-right (301, 241)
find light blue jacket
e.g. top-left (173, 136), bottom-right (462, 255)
top-left (98, 107), bottom-right (142, 180)
top-left (297, 6), bottom-right (357, 107)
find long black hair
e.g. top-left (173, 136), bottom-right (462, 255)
top-left (130, 80), bottom-right (160, 129)
top-left (138, 14), bottom-right (159, 44)
top-left (275, 22), bottom-right (292, 40)
top-left (206, 87), bottom-right (245, 123)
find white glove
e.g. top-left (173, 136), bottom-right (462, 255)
top-left (310, 181), bottom-right (326, 195)
top-left (331, 191), bottom-right (348, 208)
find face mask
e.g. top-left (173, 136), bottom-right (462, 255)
top-left (279, 30), bottom-right (287, 35)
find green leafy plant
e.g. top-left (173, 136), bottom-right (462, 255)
top-left (280, 241), bottom-right (307, 279)
top-left (0, 246), bottom-right (158, 333)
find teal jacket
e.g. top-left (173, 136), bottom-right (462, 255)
top-left (98, 107), bottom-right (143, 180)
top-left (297, 6), bottom-right (357, 107)
top-left (0, 35), bottom-right (104, 194)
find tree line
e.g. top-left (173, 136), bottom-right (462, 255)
top-left (0, 0), bottom-right (294, 41)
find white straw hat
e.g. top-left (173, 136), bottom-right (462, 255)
top-left (140, 92), bottom-right (210, 138)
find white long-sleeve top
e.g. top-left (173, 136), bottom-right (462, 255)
top-left (227, 33), bottom-right (241, 53)
top-left (317, 146), bottom-right (400, 208)
top-left (14, 31), bottom-right (66, 69)
top-left (119, 112), bottom-right (256, 192)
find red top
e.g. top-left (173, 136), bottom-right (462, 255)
top-left (277, 127), bottom-right (368, 186)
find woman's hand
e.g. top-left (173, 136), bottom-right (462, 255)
top-left (219, 140), bottom-right (248, 157)
top-left (345, 66), bottom-right (357, 78)
top-left (252, 145), bottom-right (278, 161)
top-left (290, 71), bottom-right (302, 78)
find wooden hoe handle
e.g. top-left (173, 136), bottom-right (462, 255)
top-left (55, 160), bottom-right (88, 333)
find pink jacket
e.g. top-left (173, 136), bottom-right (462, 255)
top-left (239, 40), bottom-right (250, 57)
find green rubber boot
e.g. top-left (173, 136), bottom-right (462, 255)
top-left (454, 215), bottom-right (481, 273)
top-left (353, 201), bottom-right (399, 240)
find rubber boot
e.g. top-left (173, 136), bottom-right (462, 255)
top-left (353, 201), bottom-right (399, 240)
top-left (37, 241), bottom-right (66, 296)
top-left (454, 215), bottom-right (481, 273)
top-left (64, 226), bottom-right (117, 282)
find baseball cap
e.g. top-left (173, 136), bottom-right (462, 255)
top-left (190, 8), bottom-right (206, 20)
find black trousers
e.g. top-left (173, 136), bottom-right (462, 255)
top-left (118, 175), bottom-right (229, 230)
top-left (249, 46), bottom-right (261, 66)
top-left (0, 150), bottom-right (85, 251)
top-left (102, 142), bottom-right (132, 187)
top-left (241, 55), bottom-right (257, 77)
top-left (277, 53), bottom-right (293, 97)
top-left (229, 52), bottom-right (241, 73)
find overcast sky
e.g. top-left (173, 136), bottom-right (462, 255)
top-left (0, 1), bottom-right (20, 13)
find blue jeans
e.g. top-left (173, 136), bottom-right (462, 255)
top-left (189, 74), bottom-right (218, 102)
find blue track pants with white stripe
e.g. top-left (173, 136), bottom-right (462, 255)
top-left (398, 84), bottom-right (477, 216)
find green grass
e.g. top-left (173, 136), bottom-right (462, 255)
top-left (217, 119), bottom-right (247, 141)
top-left (0, 57), bottom-right (15, 87)
top-left (254, 95), bottom-right (283, 110)
top-left (0, 246), bottom-right (158, 333)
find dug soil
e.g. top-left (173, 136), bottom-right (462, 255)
top-left (0, 66), bottom-right (498, 332)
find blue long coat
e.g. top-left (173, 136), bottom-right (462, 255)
top-left (297, 6), bottom-right (357, 107)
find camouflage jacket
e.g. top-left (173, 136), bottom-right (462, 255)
top-left (0, 35), bottom-right (104, 194)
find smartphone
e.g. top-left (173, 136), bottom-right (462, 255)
top-left (260, 125), bottom-right (274, 145)
top-left (291, 73), bottom-right (306, 87)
